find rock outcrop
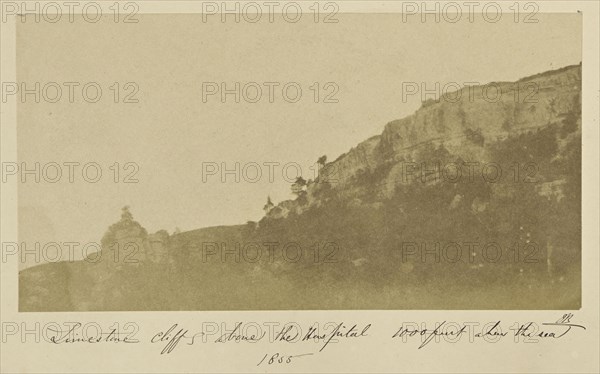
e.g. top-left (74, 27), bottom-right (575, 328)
top-left (266, 64), bottom-right (581, 216)
top-left (19, 64), bottom-right (582, 311)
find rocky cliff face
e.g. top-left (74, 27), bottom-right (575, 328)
top-left (19, 64), bottom-right (582, 311)
top-left (267, 64), bottom-right (581, 216)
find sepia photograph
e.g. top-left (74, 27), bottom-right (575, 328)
top-left (1, 1), bottom-right (599, 373)
top-left (14, 12), bottom-right (583, 311)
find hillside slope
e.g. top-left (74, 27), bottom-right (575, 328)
top-left (20, 64), bottom-right (582, 311)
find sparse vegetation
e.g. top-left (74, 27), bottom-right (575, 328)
top-left (19, 66), bottom-right (582, 311)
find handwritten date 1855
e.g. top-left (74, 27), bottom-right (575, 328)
top-left (257, 352), bottom-right (314, 366)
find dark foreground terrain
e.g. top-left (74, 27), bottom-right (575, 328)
top-left (20, 65), bottom-right (582, 311)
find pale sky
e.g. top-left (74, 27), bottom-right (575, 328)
top-left (17, 13), bottom-right (581, 267)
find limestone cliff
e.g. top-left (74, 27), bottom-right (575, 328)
top-left (266, 64), bottom-right (581, 217)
